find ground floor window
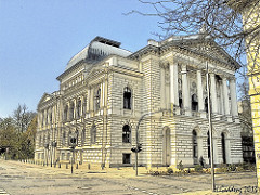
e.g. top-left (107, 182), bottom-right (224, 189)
top-left (122, 153), bottom-right (131, 164)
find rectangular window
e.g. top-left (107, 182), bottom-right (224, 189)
top-left (122, 153), bottom-right (131, 164)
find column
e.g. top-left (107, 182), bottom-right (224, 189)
top-left (170, 63), bottom-right (179, 114)
top-left (222, 77), bottom-right (231, 116)
top-left (160, 66), bottom-right (166, 109)
top-left (230, 78), bottom-right (238, 117)
top-left (196, 70), bottom-right (204, 112)
top-left (210, 74), bottom-right (218, 114)
top-left (182, 65), bottom-right (190, 115)
top-left (87, 88), bottom-right (91, 113)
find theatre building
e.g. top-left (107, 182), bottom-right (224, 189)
top-left (35, 32), bottom-right (243, 168)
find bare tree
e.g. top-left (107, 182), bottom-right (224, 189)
top-left (126, 0), bottom-right (260, 73)
top-left (13, 104), bottom-right (36, 133)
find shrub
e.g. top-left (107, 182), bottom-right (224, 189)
top-left (194, 165), bottom-right (203, 172)
top-left (178, 160), bottom-right (184, 171)
top-left (167, 167), bottom-right (173, 174)
top-left (228, 164), bottom-right (236, 172)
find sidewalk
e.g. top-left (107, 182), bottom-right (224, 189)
top-left (0, 159), bottom-right (256, 195)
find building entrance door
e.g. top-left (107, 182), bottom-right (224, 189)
top-left (162, 127), bottom-right (171, 166)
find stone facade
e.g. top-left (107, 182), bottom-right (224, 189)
top-left (35, 35), bottom-right (243, 168)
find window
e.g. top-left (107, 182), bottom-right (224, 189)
top-left (39, 135), bottom-right (42, 147)
top-left (122, 125), bottom-right (131, 143)
top-left (192, 130), bottom-right (198, 158)
top-left (82, 97), bottom-right (87, 117)
top-left (91, 125), bottom-right (96, 144)
top-left (123, 87), bottom-right (131, 109)
top-left (81, 129), bottom-right (86, 146)
top-left (62, 131), bottom-right (66, 146)
top-left (95, 88), bottom-right (101, 110)
top-left (207, 131), bottom-right (210, 158)
top-left (192, 94), bottom-right (198, 111)
top-left (64, 105), bottom-right (68, 121)
top-left (77, 99), bottom-right (81, 118)
top-left (68, 131), bottom-right (71, 145)
top-left (41, 110), bottom-right (44, 127)
top-left (179, 91), bottom-right (183, 108)
top-left (205, 97), bottom-right (208, 113)
top-left (69, 103), bottom-right (75, 120)
top-left (122, 153), bottom-right (131, 164)
top-left (221, 132), bottom-right (226, 164)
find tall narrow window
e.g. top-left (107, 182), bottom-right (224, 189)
top-left (68, 131), bottom-right (71, 146)
top-left (122, 125), bottom-right (131, 143)
top-left (41, 110), bottom-right (44, 127)
top-left (77, 99), bottom-right (81, 118)
top-left (205, 97), bottom-right (208, 113)
top-left (95, 88), bottom-right (101, 111)
top-left (192, 130), bottom-right (198, 158)
top-left (70, 103), bottom-right (75, 120)
top-left (62, 131), bottom-right (66, 146)
top-left (64, 105), bottom-right (68, 121)
top-left (179, 91), bottom-right (183, 108)
top-left (91, 125), bottom-right (96, 144)
top-left (123, 87), bottom-right (131, 109)
top-left (81, 129), bottom-right (86, 146)
top-left (221, 132), bottom-right (226, 164)
top-left (207, 131), bottom-right (210, 158)
top-left (192, 94), bottom-right (198, 111)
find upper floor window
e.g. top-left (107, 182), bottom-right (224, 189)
top-left (69, 102), bottom-right (75, 120)
top-left (122, 125), bottom-right (131, 143)
top-left (77, 99), bottom-right (81, 118)
top-left (91, 125), bottom-right (96, 144)
top-left (95, 88), bottom-right (101, 111)
top-left (192, 94), bottom-right (198, 111)
top-left (81, 129), bottom-right (86, 146)
top-left (64, 105), bottom-right (68, 121)
top-left (123, 87), bottom-right (131, 109)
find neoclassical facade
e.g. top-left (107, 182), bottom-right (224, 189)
top-left (35, 34), bottom-right (243, 168)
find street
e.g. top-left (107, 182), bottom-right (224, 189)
top-left (0, 159), bottom-right (257, 195)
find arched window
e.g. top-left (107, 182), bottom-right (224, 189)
top-left (192, 130), bottom-right (198, 158)
top-left (77, 99), bottom-right (81, 118)
top-left (91, 125), bottom-right (96, 144)
top-left (123, 87), bottom-right (132, 109)
top-left (64, 105), bottom-right (68, 121)
top-left (205, 97), bottom-right (208, 113)
top-left (122, 125), bottom-right (131, 143)
top-left (192, 94), bottom-right (198, 111)
top-left (95, 88), bottom-right (101, 110)
top-left (221, 132), bottom-right (226, 164)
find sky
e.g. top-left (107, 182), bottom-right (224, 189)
top-left (0, 0), bottom-right (162, 118)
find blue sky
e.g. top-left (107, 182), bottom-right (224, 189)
top-left (0, 0), bottom-right (161, 118)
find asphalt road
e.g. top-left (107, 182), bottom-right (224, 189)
top-left (0, 160), bottom-right (257, 195)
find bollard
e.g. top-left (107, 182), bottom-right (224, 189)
top-left (88, 164), bottom-right (91, 170)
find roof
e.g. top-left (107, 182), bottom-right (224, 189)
top-left (65, 36), bottom-right (132, 70)
top-left (129, 33), bottom-right (240, 69)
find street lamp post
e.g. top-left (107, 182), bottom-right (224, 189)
top-left (206, 62), bottom-right (215, 191)
top-left (69, 133), bottom-right (77, 174)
